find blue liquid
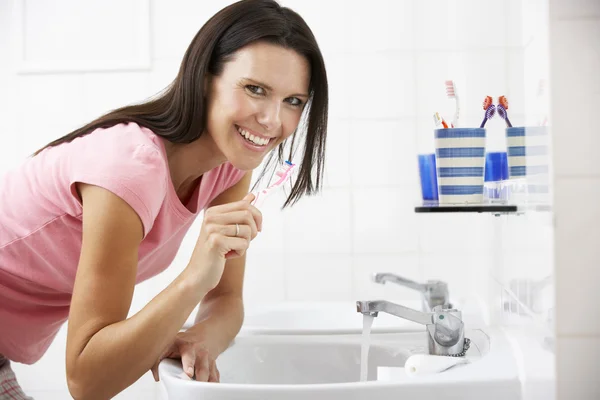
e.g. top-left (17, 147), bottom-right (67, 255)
top-left (484, 152), bottom-right (509, 182)
top-left (418, 154), bottom-right (438, 201)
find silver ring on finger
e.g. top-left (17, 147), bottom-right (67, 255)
top-left (235, 223), bottom-right (240, 237)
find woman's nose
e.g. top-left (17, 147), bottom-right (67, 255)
top-left (256, 100), bottom-right (282, 132)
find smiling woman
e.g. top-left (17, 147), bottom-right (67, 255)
top-left (0, 0), bottom-right (328, 398)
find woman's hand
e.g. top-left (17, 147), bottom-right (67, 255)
top-left (187, 193), bottom-right (262, 293)
top-left (151, 331), bottom-right (220, 382)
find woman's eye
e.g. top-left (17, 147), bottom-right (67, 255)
top-left (246, 85), bottom-right (265, 95)
top-left (286, 97), bottom-right (303, 107)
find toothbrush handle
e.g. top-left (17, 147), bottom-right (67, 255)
top-left (505, 117), bottom-right (512, 128)
top-left (479, 117), bottom-right (487, 128)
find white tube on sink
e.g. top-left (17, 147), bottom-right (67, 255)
top-left (405, 354), bottom-right (469, 376)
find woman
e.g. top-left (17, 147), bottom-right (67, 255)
top-left (0, 0), bottom-right (328, 398)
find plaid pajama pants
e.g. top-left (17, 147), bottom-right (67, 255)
top-left (0, 355), bottom-right (33, 400)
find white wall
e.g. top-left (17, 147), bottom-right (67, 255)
top-left (549, 0), bottom-right (600, 399)
top-left (1, 0), bottom-right (554, 398)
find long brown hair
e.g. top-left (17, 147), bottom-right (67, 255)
top-left (34, 0), bottom-right (328, 207)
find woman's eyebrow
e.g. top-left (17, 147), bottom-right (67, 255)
top-left (243, 77), bottom-right (309, 99)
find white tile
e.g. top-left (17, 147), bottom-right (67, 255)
top-left (347, 53), bottom-right (416, 119)
top-left (323, 54), bottom-right (353, 119)
top-left (550, 0), bottom-right (600, 19)
top-left (462, 50), bottom-right (508, 120)
top-left (284, 254), bottom-right (353, 301)
top-left (152, 0), bottom-right (233, 59)
top-left (347, 0), bottom-right (414, 52)
top-left (350, 120), bottom-right (418, 187)
top-left (419, 252), bottom-right (485, 299)
top-left (244, 189), bottom-right (286, 254)
top-left (415, 51), bottom-right (466, 120)
top-left (243, 252), bottom-right (285, 306)
top-left (322, 119), bottom-right (351, 188)
top-left (414, 0), bottom-right (458, 50)
top-left (282, 187), bottom-right (352, 253)
top-left (556, 336), bottom-right (600, 400)
top-left (551, 19), bottom-right (600, 176)
top-left (148, 58), bottom-right (181, 95)
top-left (455, 0), bottom-right (507, 49)
top-left (280, 0), bottom-right (352, 55)
top-left (506, 49), bottom-right (526, 118)
top-left (418, 213), bottom-right (493, 253)
top-left (555, 178), bottom-right (600, 335)
top-left (353, 187), bottom-right (420, 253)
top-left (82, 72), bottom-right (153, 122)
top-left (14, 74), bottom-right (86, 147)
top-left (503, 212), bottom-right (554, 252)
top-left (352, 254), bottom-right (421, 302)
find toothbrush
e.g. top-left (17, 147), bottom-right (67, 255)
top-left (433, 112), bottom-right (449, 129)
top-left (480, 96), bottom-right (496, 128)
top-left (251, 160), bottom-right (297, 209)
top-left (496, 95), bottom-right (512, 127)
top-left (445, 80), bottom-right (460, 128)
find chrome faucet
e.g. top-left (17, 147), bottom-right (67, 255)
top-left (372, 273), bottom-right (451, 312)
top-left (356, 300), bottom-right (470, 357)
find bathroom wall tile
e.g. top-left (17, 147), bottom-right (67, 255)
top-left (243, 252), bottom-right (286, 306)
top-left (152, 0), bottom-right (233, 59)
top-left (347, 0), bottom-right (414, 52)
top-left (284, 254), bottom-right (353, 301)
top-left (322, 54), bottom-right (353, 119)
top-left (347, 53), bottom-right (416, 119)
top-left (414, 0), bottom-right (458, 50)
top-left (352, 253), bottom-right (421, 302)
top-left (418, 213), bottom-right (493, 253)
top-left (323, 118), bottom-right (352, 188)
top-left (550, 0), bottom-right (600, 19)
top-left (353, 187), bottom-right (420, 254)
top-left (82, 72), bottom-right (153, 121)
top-left (14, 74), bottom-right (86, 150)
top-left (556, 335), bottom-right (600, 399)
top-left (419, 251), bottom-right (488, 299)
top-left (551, 19), bottom-right (600, 176)
top-left (280, 0), bottom-right (352, 54)
top-left (455, 0), bottom-right (507, 49)
top-left (555, 178), bottom-right (600, 335)
top-left (283, 187), bottom-right (352, 254)
top-left (415, 50), bottom-right (466, 119)
top-left (350, 119), bottom-right (418, 187)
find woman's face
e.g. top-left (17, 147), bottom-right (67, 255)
top-left (205, 41), bottom-right (311, 171)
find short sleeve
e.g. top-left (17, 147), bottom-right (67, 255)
top-left (67, 125), bottom-right (168, 237)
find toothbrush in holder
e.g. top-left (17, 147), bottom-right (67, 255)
top-left (496, 95), bottom-right (512, 127)
top-left (433, 112), bottom-right (449, 129)
top-left (480, 96), bottom-right (496, 128)
top-left (445, 80), bottom-right (459, 128)
top-left (251, 160), bottom-right (297, 209)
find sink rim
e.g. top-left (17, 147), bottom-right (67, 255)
top-left (158, 332), bottom-right (492, 390)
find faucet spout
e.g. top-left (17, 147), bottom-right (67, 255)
top-left (356, 300), bottom-right (433, 325)
top-left (372, 273), bottom-right (450, 311)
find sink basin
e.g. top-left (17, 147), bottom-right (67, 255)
top-left (159, 329), bottom-right (520, 400)
top-left (182, 299), bottom-right (488, 334)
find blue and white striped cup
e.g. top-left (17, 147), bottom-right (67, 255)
top-left (434, 128), bottom-right (487, 204)
top-left (506, 126), bottom-right (550, 203)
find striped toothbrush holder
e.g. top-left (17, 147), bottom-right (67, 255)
top-left (506, 126), bottom-right (550, 204)
top-left (434, 128), bottom-right (487, 204)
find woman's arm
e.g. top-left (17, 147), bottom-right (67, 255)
top-left (65, 183), bottom-right (206, 399)
top-left (65, 180), bottom-right (259, 399)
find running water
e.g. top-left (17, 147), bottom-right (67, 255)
top-left (360, 314), bottom-right (375, 382)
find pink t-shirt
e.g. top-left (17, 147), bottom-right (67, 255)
top-left (0, 122), bottom-right (245, 364)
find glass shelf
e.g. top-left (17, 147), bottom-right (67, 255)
top-left (414, 202), bottom-right (551, 215)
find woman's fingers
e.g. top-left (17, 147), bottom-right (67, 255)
top-left (206, 211), bottom-right (259, 239)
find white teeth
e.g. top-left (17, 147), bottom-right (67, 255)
top-left (237, 126), bottom-right (269, 146)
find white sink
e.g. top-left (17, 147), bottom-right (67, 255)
top-left (159, 329), bottom-right (520, 400)
top-left (183, 299), bottom-right (488, 334)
